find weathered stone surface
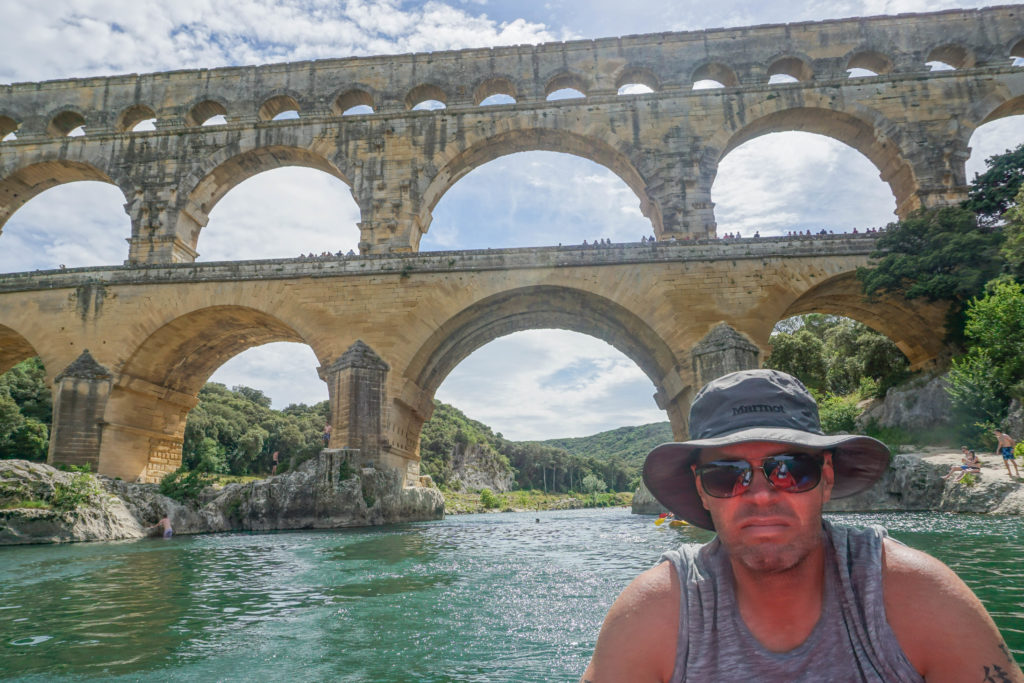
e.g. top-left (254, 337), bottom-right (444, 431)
top-left (856, 373), bottom-right (954, 434)
top-left (449, 443), bottom-right (514, 493)
top-left (0, 451), bottom-right (444, 545)
top-left (631, 480), bottom-right (668, 515)
top-left (1003, 399), bottom-right (1024, 439)
top-left (0, 460), bottom-right (146, 544)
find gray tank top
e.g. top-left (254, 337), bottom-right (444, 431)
top-left (659, 520), bottom-right (924, 682)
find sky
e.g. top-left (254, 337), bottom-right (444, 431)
top-left (1, 0), bottom-right (1022, 440)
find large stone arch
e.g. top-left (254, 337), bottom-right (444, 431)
top-left (417, 128), bottom-right (652, 248)
top-left (712, 105), bottom-right (919, 219)
top-left (0, 159), bottom-right (127, 236)
top-left (767, 272), bottom-right (948, 369)
top-left (402, 284), bottom-right (688, 442)
top-left (173, 140), bottom-right (355, 258)
top-left (100, 305), bottom-right (312, 481)
top-left (0, 323), bottom-right (41, 375)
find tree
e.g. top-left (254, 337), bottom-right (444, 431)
top-left (581, 474), bottom-right (607, 494)
top-left (963, 142), bottom-right (1024, 225)
top-left (764, 328), bottom-right (827, 390)
top-left (857, 206), bottom-right (1004, 340)
top-left (1000, 184), bottom-right (1024, 280)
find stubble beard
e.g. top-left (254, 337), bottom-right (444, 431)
top-left (717, 508), bottom-right (824, 575)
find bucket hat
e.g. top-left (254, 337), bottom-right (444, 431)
top-left (642, 369), bottom-right (890, 530)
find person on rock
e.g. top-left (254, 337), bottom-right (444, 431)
top-left (582, 369), bottom-right (1021, 682)
top-left (995, 430), bottom-right (1020, 479)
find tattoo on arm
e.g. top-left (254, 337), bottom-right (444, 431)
top-left (999, 642), bottom-right (1014, 665)
top-left (982, 663), bottom-right (1013, 683)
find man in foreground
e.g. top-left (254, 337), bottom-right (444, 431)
top-left (582, 369), bottom-right (1021, 682)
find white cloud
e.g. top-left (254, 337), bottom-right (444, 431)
top-left (208, 342), bottom-right (327, 408)
top-left (199, 167), bottom-right (362, 261)
top-left (434, 330), bottom-right (665, 440)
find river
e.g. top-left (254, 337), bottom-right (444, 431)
top-left (1, 508), bottom-right (1022, 681)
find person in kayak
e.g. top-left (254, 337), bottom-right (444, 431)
top-left (581, 369), bottom-right (1021, 682)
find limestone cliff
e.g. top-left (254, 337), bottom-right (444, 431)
top-left (0, 451), bottom-right (444, 545)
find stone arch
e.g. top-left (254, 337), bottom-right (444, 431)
top-left (544, 71), bottom-right (589, 98)
top-left (47, 108), bottom-right (86, 137)
top-left (615, 65), bottom-right (660, 92)
top-left (0, 114), bottom-right (20, 139)
top-left (974, 93), bottom-right (1024, 125)
top-left (418, 127), bottom-right (653, 245)
top-left (713, 105), bottom-right (917, 219)
top-left (691, 61), bottom-right (739, 88)
top-left (116, 104), bottom-right (157, 132)
top-left (770, 272), bottom-right (947, 369)
top-left (174, 140), bottom-right (354, 254)
top-left (767, 55), bottom-right (814, 82)
top-left (1011, 38), bottom-right (1024, 60)
top-left (258, 92), bottom-right (304, 121)
top-left (403, 285), bottom-right (684, 433)
top-left (101, 305), bottom-right (311, 480)
top-left (472, 76), bottom-right (518, 105)
top-left (185, 98), bottom-right (229, 127)
top-left (405, 84), bottom-right (447, 110)
top-left (332, 88), bottom-right (375, 115)
top-left (0, 159), bottom-right (124, 235)
top-left (926, 44), bottom-right (974, 69)
top-left (845, 50), bottom-right (894, 75)
top-left (0, 323), bottom-right (40, 375)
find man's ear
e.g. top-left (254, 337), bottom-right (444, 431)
top-left (821, 452), bottom-right (835, 502)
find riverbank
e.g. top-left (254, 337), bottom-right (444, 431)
top-left (442, 489), bottom-right (632, 514)
top-left (0, 452), bottom-right (443, 545)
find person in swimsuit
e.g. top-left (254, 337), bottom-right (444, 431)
top-left (995, 430), bottom-right (1020, 478)
top-left (581, 370), bottom-right (1021, 682)
top-left (150, 516), bottom-right (173, 539)
top-left (944, 447), bottom-right (982, 482)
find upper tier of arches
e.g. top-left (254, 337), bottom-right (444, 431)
top-left (0, 5), bottom-right (1021, 139)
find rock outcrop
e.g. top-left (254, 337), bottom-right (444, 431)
top-left (449, 443), bottom-right (514, 493)
top-left (631, 480), bottom-right (668, 515)
top-left (856, 373), bottom-right (954, 434)
top-left (0, 450), bottom-right (444, 545)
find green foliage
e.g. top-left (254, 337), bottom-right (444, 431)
top-left (581, 473), bottom-right (607, 494)
top-left (539, 422), bottom-right (674, 468)
top-left (964, 143), bottom-right (1024, 225)
top-left (362, 489), bottom-right (376, 509)
top-left (159, 467), bottom-right (214, 504)
top-left (182, 383), bottom-right (327, 476)
top-left (58, 463), bottom-right (92, 473)
top-left (815, 392), bottom-right (860, 434)
top-left (479, 488), bottom-right (500, 508)
top-left (1001, 185), bottom-right (1024, 280)
top-left (857, 206), bottom-right (1003, 340)
top-left (765, 315), bottom-right (909, 397)
top-left (0, 358), bottom-right (52, 462)
top-left (945, 281), bottom-right (1024, 433)
top-left (51, 473), bottom-right (103, 512)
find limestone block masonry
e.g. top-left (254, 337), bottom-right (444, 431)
top-left (0, 238), bottom-right (948, 483)
top-left (0, 6), bottom-right (1022, 261)
top-left (0, 6), bottom-right (1013, 485)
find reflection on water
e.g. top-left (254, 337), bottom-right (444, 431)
top-left (0, 510), bottom-right (1021, 681)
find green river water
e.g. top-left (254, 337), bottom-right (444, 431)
top-left (1, 508), bottom-right (1022, 681)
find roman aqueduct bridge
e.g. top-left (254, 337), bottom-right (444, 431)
top-left (0, 6), bottom-right (1020, 482)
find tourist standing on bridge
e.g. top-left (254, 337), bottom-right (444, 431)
top-left (995, 430), bottom-right (1020, 478)
top-left (582, 369), bottom-right (1020, 682)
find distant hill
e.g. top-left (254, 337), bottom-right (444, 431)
top-left (538, 422), bottom-right (674, 468)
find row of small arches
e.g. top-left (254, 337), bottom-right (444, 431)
top-left (3, 41), bottom-right (1023, 140)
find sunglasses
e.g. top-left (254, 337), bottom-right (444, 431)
top-left (693, 453), bottom-right (825, 498)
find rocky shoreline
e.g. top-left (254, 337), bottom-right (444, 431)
top-left (0, 451), bottom-right (444, 545)
top-left (632, 447), bottom-right (1024, 517)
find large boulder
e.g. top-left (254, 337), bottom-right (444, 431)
top-left (856, 373), bottom-right (953, 434)
top-left (631, 481), bottom-right (668, 515)
top-left (0, 460), bottom-right (146, 544)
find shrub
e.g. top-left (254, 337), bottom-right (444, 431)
top-left (816, 392), bottom-right (860, 434)
top-left (159, 467), bottom-right (214, 504)
top-left (479, 488), bottom-right (500, 509)
top-left (51, 472), bottom-right (103, 512)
